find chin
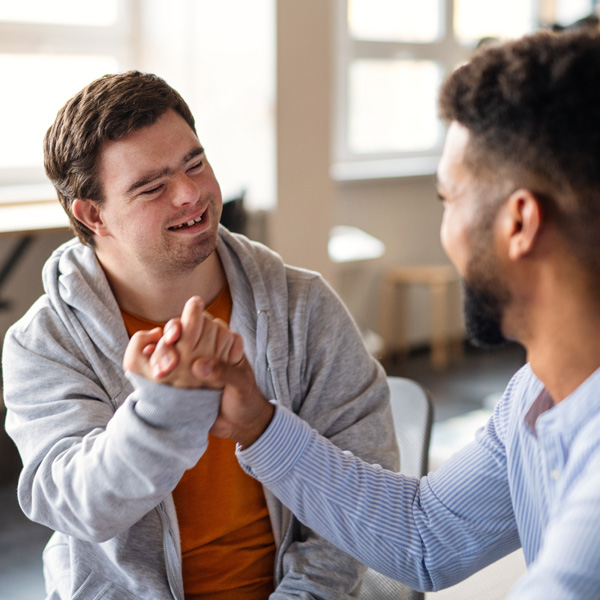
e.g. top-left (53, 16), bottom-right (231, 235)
top-left (463, 281), bottom-right (509, 349)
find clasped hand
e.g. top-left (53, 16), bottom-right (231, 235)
top-left (123, 296), bottom-right (274, 447)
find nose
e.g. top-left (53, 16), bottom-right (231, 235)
top-left (171, 172), bottom-right (200, 207)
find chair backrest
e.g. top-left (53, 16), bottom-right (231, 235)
top-left (388, 376), bottom-right (434, 479)
top-left (361, 376), bottom-right (434, 600)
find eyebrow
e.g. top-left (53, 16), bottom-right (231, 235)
top-left (125, 146), bottom-right (205, 195)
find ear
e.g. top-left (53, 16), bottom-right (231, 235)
top-left (72, 199), bottom-right (110, 237)
top-left (504, 189), bottom-right (543, 260)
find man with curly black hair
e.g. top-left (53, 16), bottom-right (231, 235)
top-left (142, 28), bottom-right (600, 598)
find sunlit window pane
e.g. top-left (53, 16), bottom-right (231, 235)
top-left (348, 0), bottom-right (442, 43)
top-left (554, 0), bottom-right (595, 26)
top-left (348, 59), bottom-right (442, 154)
top-left (0, 0), bottom-right (117, 26)
top-left (0, 55), bottom-right (118, 169)
top-left (455, 0), bottom-right (535, 44)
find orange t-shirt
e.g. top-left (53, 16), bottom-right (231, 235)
top-left (121, 287), bottom-right (276, 599)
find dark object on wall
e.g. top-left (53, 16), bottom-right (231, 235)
top-left (550, 14), bottom-right (599, 33)
top-left (220, 191), bottom-right (248, 236)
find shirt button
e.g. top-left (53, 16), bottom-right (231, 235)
top-left (550, 469), bottom-right (560, 481)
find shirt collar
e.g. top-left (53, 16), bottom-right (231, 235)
top-left (524, 366), bottom-right (600, 437)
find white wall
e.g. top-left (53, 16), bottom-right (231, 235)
top-left (333, 175), bottom-right (463, 343)
top-left (274, 0), bottom-right (463, 347)
top-left (271, 0), bottom-right (336, 284)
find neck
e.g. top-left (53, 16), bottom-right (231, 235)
top-left (97, 250), bottom-right (226, 322)
top-left (516, 273), bottom-right (600, 403)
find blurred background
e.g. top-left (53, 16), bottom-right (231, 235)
top-left (0, 1), bottom-right (598, 598)
top-left (0, 0), bottom-right (597, 347)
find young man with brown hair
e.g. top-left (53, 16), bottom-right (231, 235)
top-left (2, 71), bottom-right (398, 599)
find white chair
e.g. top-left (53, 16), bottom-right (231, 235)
top-left (361, 376), bottom-right (434, 600)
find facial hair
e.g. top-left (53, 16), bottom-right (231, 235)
top-left (462, 279), bottom-right (508, 349)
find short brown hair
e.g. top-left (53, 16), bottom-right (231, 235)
top-left (438, 29), bottom-right (600, 274)
top-left (44, 71), bottom-right (196, 246)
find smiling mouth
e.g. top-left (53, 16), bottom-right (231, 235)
top-left (168, 214), bottom-right (204, 231)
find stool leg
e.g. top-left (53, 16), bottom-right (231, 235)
top-left (430, 281), bottom-right (449, 370)
top-left (394, 282), bottom-right (410, 362)
top-left (379, 278), bottom-right (409, 364)
top-left (379, 278), bottom-right (395, 361)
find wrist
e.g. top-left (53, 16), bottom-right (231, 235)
top-left (238, 402), bottom-right (275, 449)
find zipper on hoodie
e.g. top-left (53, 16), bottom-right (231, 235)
top-left (257, 307), bottom-right (294, 585)
top-left (256, 308), bottom-right (276, 399)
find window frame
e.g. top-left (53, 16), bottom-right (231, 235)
top-left (332, 0), bottom-right (470, 181)
top-left (332, 0), bottom-right (594, 182)
top-left (0, 1), bottom-right (136, 189)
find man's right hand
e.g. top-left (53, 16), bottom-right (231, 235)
top-left (123, 295), bottom-right (244, 389)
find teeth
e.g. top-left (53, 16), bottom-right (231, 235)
top-left (170, 215), bottom-right (203, 230)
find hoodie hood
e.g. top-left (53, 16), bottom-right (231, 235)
top-left (42, 238), bottom-right (130, 404)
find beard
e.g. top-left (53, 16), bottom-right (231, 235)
top-left (461, 234), bottom-right (513, 349)
top-left (462, 280), bottom-right (509, 349)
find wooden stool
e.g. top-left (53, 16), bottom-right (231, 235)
top-left (379, 265), bottom-right (461, 370)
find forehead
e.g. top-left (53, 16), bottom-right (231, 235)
top-left (437, 121), bottom-right (472, 192)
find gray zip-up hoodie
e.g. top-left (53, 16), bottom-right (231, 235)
top-left (3, 226), bottom-right (398, 599)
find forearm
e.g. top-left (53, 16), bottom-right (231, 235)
top-left (238, 405), bottom-right (431, 589)
top-left (7, 370), bottom-right (219, 542)
top-left (239, 405), bottom-right (520, 592)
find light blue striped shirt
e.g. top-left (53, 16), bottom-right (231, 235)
top-left (238, 364), bottom-right (600, 598)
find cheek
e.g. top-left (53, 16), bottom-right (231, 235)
top-left (209, 178), bottom-right (223, 205)
top-left (125, 207), bottom-right (164, 241)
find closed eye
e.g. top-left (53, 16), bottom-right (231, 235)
top-left (187, 160), bottom-right (203, 173)
top-left (141, 184), bottom-right (164, 196)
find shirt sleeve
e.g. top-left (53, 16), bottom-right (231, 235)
top-left (263, 272), bottom-right (400, 598)
top-left (3, 321), bottom-right (221, 543)
top-left (239, 404), bottom-right (521, 592)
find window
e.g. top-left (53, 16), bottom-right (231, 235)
top-left (0, 0), bottom-right (133, 189)
top-left (333, 0), bottom-right (597, 181)
top-left (0, 0), bottom-right (276, 211)
top-left (183, 0), bottom-right (275, 210)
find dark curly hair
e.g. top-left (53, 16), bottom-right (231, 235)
top-left (439, 29), bottom-right (600, 273)
top-left (43, 71), bottom-right (196, 246)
